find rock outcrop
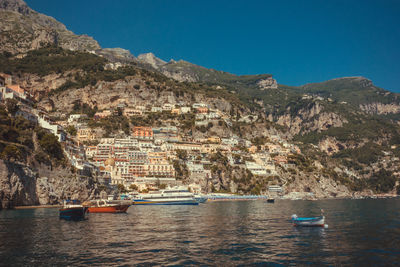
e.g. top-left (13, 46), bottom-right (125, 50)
top-left (257, 77), bottom-right (278, 90)
top-left (284, 174), bottom-right (352, 199)
top-left (359, 102), bottom-right (400, 115)
top-left (0, 0), bottom-right (100, 54)
top-left (137, 52), bottom-right (167, 69)
top-left (0, 160), bottom-right (37, 209)
top-left (318, 136), bottom-right (354, 155)
top-left (96, 48), bottom-right (136, 63)
top-left (0, 160), bottom-right (98, 209)
top-left (275, 102), bottom-right (346, 135)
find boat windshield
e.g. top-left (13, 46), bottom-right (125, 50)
top-left (294, 216), bottom-right (322, 221)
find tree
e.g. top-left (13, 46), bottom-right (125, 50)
top-left (122, 119), bottom-right (130, 135)
top-left (5, 99), bottom-right (19, 116)
top-left (1, 144), bottom-right (23, 162)
top-left (117, 183), bottom-right (128, 193)
top-left (98, 184), bottom-right (107, 192)
top-left (38, 132), bottom-right (64, 161)
top-left (66, 125), bottom-right (77, 136)
top-left (3, 51), bottom-right (12, 58)
top-left (129, 184), bottom-right (138, 191)
top-left (176, 149), bottom-right (188, 160)
top-left (116, 107), bottom-right (123, 116)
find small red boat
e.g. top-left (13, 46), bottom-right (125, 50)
top-left (83, 200), bottom-right (130, 213)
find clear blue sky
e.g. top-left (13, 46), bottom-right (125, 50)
top-left (26, 0), bottom-right (400, 92)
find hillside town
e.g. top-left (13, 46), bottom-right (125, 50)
top-left (0, 72), bottom-right (304, 195)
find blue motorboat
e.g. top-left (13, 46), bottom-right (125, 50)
top-left (194, 195), bottom-right (208, 204)
top-left (291, 214), bottom-right (325, 227)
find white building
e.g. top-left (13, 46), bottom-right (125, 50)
top-left (192, 103), bottom-right (208, 108)
top-left (162, 103), bottom-right (175, 111)
top-left (245, 161), bottom-right (267, 176)
top-left (221, 138), bottom-right (239, 146)
top-left (38, 115), bottom-right (66, 142)
top-left (68, 114), bottom-right (88, 123)
top-left (187, 162), bottom-right (211, 181)
top-left (180, 107), bottom-right (191, 114)
top-left (151, 107), bottom-right (162, 112)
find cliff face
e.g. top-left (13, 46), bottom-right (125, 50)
top-left (0, 160), bottom-right (37, 208)
top-left (0, 0), bottom-right (100, 54)
top-left (0, 160), bottom-right (98, 209)
top-left (257, 77), bottom-right (278, 90)
top-left (137, 53), bottom-right (167, 69)
top-left (274, 101), bottom-right (346, 135)
top-left (0, 103), bottom-right (99, 209)
top-left (41, 74), bottom-right (238, 115)
top-left (359, 102), bottom-right (400, 115)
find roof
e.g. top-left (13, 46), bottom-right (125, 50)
top-left (7, 85), bottom-right (25, 94)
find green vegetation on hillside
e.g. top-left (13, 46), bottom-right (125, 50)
top-left (50, 66), bottom-right (138, 95)
top-left (0, 46), bottom-right (106, 76)
top-left (88, 115), bottom-right (130, 136)
top-left (162, 60), bottom-right (272, 85)
top-left (300, 77), bottom-right (400, 106)
top-left (0, 102), bottom-right (64, 165)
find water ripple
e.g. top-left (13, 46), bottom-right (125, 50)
top-left (1, 198), bottom-right (400, 265)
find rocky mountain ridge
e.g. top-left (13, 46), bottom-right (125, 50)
top-left (0, 0), bottom-right (100, 53)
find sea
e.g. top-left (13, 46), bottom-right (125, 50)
top-left (1, 198), bottom-right (400, 266)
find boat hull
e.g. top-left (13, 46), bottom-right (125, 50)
top-left (59, 207), bottom-right (87, 220)
top-left (133, 199), bottom-right (198, 205)
top-left (195, 197), bottom-right (208, 204)
top-left (87, 205), bottom-right (130, 213)
top-left (292, 216), bottom-right (325, 227)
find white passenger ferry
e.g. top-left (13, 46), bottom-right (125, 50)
top-left (133, 186), bottom-right (198, 205)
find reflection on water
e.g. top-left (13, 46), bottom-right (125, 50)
top-left (1, 199), bottom-right (400, 265)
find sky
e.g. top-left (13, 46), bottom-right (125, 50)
top-left (26, 0), bottom-right (400, 92)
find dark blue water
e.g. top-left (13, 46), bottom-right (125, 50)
top-left (1, 199), bottom-right (400, 266)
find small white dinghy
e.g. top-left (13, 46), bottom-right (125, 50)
top-left (291, 209), bottom-right (326, 227)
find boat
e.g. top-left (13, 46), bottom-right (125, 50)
top-left (205, 194), bottom-right (267, 201)
top-left (83, 199), bottom-right (130, 213)
top-left (59, 200), bottom-right (88, 220)
top-left (194, 194), bottom-right (208, 204)
top-left (291, 214), bottom-right (325, 227)
top-left (267, 198), bottom-right (275, 203)
top-left (133, 186), bottom-right (198, 205)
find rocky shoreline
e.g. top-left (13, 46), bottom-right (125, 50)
top-left (0, 160), bottom-right (98, 210)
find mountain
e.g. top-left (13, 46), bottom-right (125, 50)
top-left (137, 53), bottom-right (167, 69)
top-left (0, 0), bottom-right (138, 63)
top-left (300, 77), bottom-right (400, 110)
top-left (137, 53), bottom-right (278, 94)
top-left (0, 0), bottom-right (100, 53)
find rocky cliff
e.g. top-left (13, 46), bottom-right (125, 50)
top-left (0, 160), bottom-right (97, 209)
top-left (0, 0), bottom-right (100, 54)
top-left (274, 101), bottom-right (347, 135)
top-left (137, 52), bottom-right (167, 69)
top-left (359, 102), bottom-right (400, 115)
top-left (0, 103), bottom-right (99, 209)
